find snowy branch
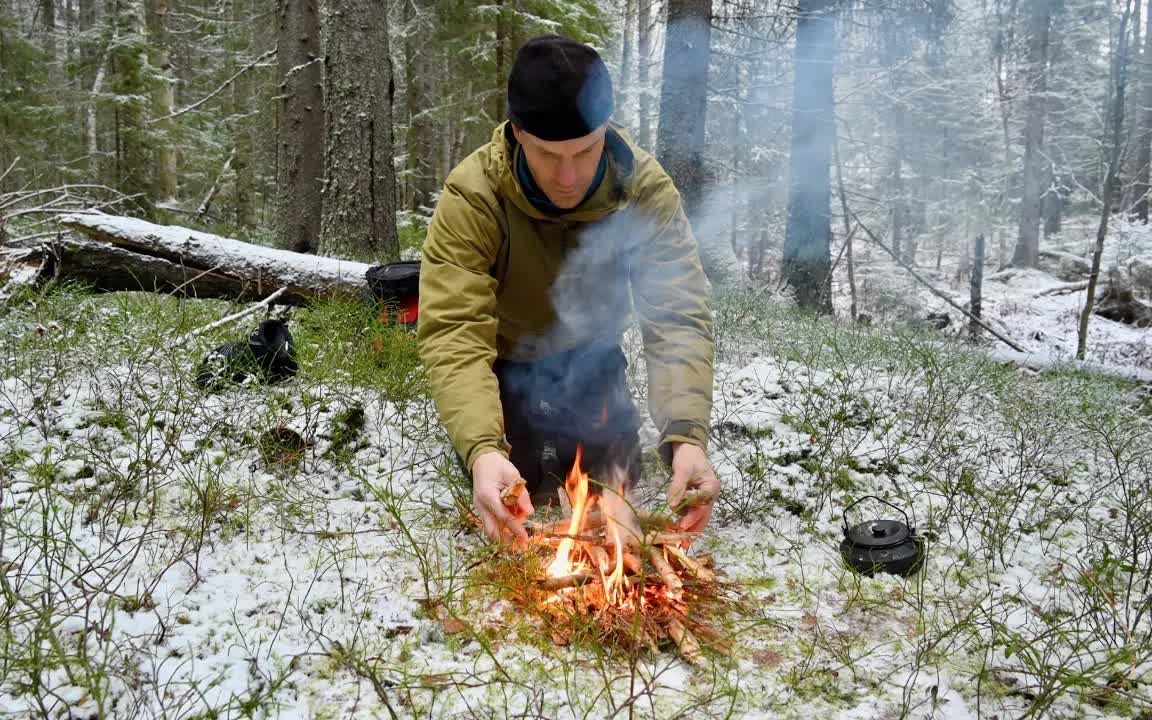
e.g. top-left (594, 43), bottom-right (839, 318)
top-left (148, 48), bottom-right (277, 124)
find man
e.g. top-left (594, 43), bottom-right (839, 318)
top-left (418, 35), bottom-right (719, 545)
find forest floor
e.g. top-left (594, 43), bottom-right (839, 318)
top-left (1, 226), bottom-right (1151, 719)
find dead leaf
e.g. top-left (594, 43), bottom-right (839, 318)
top-left (442, 617), bottom-right (468, 635)
top-left (551, 627), bottom-right (571, 646)
top-left (500, 478), bottom-right (526, 509)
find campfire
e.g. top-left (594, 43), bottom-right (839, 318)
top-left (488, 447), bottom-right (740, 664)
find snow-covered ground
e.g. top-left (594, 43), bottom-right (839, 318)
top-left (0, 240), bottom-right (1150, 718)
top-left (826, 216), bottom-right (1151, 373)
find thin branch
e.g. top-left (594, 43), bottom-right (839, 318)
top-left (172, 287), bottom-right (286, 347)
top-left (0, 157), bottom-right (20, 187)
top-left (149, 48), bottom-right (277, 124)
top-left (854, 214), bottom-right (1029, 353)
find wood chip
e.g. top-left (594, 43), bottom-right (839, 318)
top-left (550, 626), bottom-right (571, 646)
top-left (588, 545), bottom-right (612, 577)
top-left (500, 478), bottom-right (526, 509)
top-left (600, 485), bottom-right (643, 548)
top-left (671, 488), bottom-right (716, 514)
top-left (687, 620), bottom-right (733, 655)
top-left (557, 485), bottom-right (572, 515)
top-left (752, 650), bottom-right (783, 668)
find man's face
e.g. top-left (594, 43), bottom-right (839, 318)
top-left (513, 124), bottom-right (607, 209)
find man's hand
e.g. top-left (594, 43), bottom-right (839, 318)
top-left (472, 451), bottom-right (534, 546)
top-left (667, 442), bottom-right (720, 539)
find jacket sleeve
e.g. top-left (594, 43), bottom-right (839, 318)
top-left (417, 171), bottom-right (510, 470)
top-left (629, 164), bottom-right (715, 464)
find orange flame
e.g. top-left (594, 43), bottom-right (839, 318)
top-left (546, 448), bottom-right (641, 609)
top-left (547, 446), bottom-right (590, 578)
top-left (606, 521), bottom-right (628, 604)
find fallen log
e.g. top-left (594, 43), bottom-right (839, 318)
top-left (6, 212), bottom-right (373, 305)
top-left (989, 348), bottom-right (1152, 384)
top-left (1095, 284), bottom-right (1152, 328)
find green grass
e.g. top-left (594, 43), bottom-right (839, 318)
top-left (0, 282), bottom-right (1150, 718)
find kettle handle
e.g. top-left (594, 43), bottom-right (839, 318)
top-left (842, 495), bottom-right (912, 533)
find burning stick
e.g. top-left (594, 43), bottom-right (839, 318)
top-left (621, 551), bottom-right (643, 575)
top-left (665, 544), bottom-right (717, 583)
top-left (666, 618), bottom-right (704, 664)
top-left (500, 478), bottom-right (526, 509)
top-left (588, 544), bottom-right (613, 577)
top-left (645, 530), bottom-right (701, 546)
top-left (647, 547), bottom-right (684, 600)
top-left (538, 573), bottom-right (595, 591)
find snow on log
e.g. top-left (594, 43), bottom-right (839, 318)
top-left (989, 349), bottom-right (1152, 384)
top-left (40, 212), bottom-right (374, 304)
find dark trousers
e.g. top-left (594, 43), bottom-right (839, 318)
top-left (473, 345), bottom-right (642, 508)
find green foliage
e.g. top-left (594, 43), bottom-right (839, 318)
top-left (0, 13), bottom-right (76, 189)
top-left (293, 298), bottom-right (427, 407)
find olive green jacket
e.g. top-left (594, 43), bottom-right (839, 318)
top-left (417, 122), bottom-right (714, 470)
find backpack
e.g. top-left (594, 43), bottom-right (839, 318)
top-left (195, 318), bottom-right (299, 391)
top-left (365, 261), bottom-right (420, 325)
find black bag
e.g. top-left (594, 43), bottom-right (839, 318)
top-left (195, 318), bottom-right (299, 391)
top-left (365, 261), bottom-right (420, 325)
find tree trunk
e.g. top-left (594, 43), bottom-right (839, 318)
top-left (970, 234), bottom-right (985, 338)
top-left (1079, 0), bottom-right (1134, 359)
top-left (492, 0), bottom-right (506, 125)
top-left (889, 145), bottom-right (905, 261)
top-left (78, 0), bottom-right (96, 88)
top-left (636, 0), bottom-right (652, 149)
top-left (40, 0), bottom-right (57, 58)
top-left (782, 0), bottom-right (837, 311)
top-left (229, 0), bottom-right (257, 227)
top-left (109, 0), bottom-right (152, 214)
top-left (617, 0), bottom-right (635, 125)
top-left (405, 0), bottom-right (436, 212)
top-left (1042, 179), bottom-right (1062, 236)
top-left (319, 0), bottom-right (399, 262)
top-left (276, 0), bottom-right (324, 253)
top-left (1012, 0), bottom-right (1053, 268)
top-left (87, 46), bottom-right (109, 180)
top-left (657, 0), bottom-right (711, 219)
top-left (1136, 0), bottom-right (1152, 222)
top-left (656, 0), bottom-right (739, 286)
top-left (833, 136), bottom-right (857, 321)
top-left (145, 0), bottom-right (176, 202)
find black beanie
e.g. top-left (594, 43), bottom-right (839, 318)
top-left (507, 36), bottom-right (614, 141)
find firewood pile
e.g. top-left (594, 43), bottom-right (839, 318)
top-left (475, 450), bottom-right (742, 665)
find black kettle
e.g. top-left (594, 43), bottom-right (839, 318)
top-left (839, 496), bottom-right (925, 577)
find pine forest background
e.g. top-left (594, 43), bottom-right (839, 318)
top-left (1, 0), bottom-right (1150, 316)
